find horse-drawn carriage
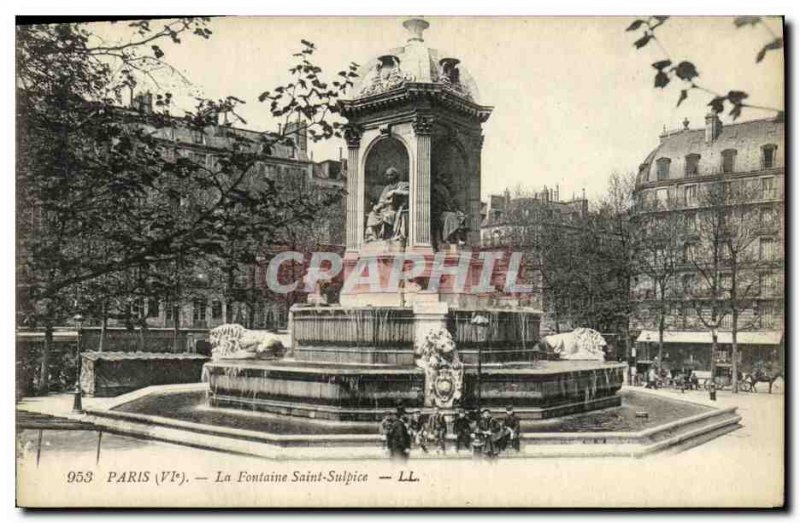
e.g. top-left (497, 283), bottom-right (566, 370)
top-left (695, 366), bottom-right (782, 393)
top-left (738, 366), bottom-right (783, 394)
top-left (638, 363), bottom-right (783, 394)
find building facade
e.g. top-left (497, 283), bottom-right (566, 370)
top-left (108, 94), bottom-right (347, 332)
top-left (630, 114), bottom-right (785, 373)
top-left (480, 187), bottom-right (599, 334)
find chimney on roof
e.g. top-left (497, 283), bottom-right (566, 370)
top-left (658, 124), bottom-right (669, 143)
top-left (131, 91), bottom-right (153, 114)
top-left (705, 112), bottom-right (722, 143)
top-left (285, 120), bottom-right (308, 154)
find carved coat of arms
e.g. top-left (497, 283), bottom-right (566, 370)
top-left (414, 327), bottom-right (464, 408)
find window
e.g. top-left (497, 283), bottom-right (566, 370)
top-left (192, 129), bottom-right (206, 145)
top-left (147, 298), bottom-right (159, 318)
top-left (682, 273), bottom-right (695, 293)
top-left (720, 242), bottom-right (733, 263)
top-left (212, 300), bottom-right (223, 320)
top-left (721, 181), bottom-right (733, 198)
top-left (656, 158), bottom-right (671, 180)
top-left (721, 149), bottom-right (737, 174)
top-left (761, 177), bottom-right (776, 199)
top-left (193, 298), bottom-right (207, 322)
top-left (720, 273), bottom-right (732, 293)
top-left (682, 243), bottom-right (695, 263)
top-left (684, 212), bottom-right (697, 233)
top-left (760, 207), bottom-right (777, 229)
top-left (683, 185), bottom-right (697, 206)
top-left (187, 150), bottom-right (206, 165)
top-left (760, 273), bottom-right (778, 297)
top-left (655, 188), bottom-right (669, 207)
top-left (758, 302), bottom-right (780, 329)
top-left (762, 144), bottom-right (777, 169)
top-left (161, 146), bottom-right (176, 162)
top-left (165, 300), bottom-right (174, 321)
top-left (685, 154), bottom-right (700, 177)
top-left (130, 298), bottom-right (144, 318)
top-left (759, 237), bottom-right (777, 261)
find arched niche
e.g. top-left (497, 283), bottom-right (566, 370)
top-left (363, 136), bottom-right (411, 242)
top-left (432, 136), bottom-right (469, 211)
top-left (364, 137), bottom-right (410, 206)
top-left (431, 136), bottom-right (469, 247)
top-left (431, 137), bottom-right (470, 212)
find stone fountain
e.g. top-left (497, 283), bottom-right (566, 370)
top-left (202, 18), bottom-right (625, 422)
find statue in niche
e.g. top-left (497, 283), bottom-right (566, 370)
top-left (432, 171), bottom-right (468, 247)
top-left (365, 166), bottom-right (409, 242)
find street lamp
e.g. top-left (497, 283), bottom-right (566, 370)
top-left (470, 313), bottom-right (490, 412)
top-left (72, 313), bottom-right (84, 412)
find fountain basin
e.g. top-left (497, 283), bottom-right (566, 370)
top-left (202, 359), bottom-right (626, 421)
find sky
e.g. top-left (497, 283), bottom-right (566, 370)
top-left (88, 16), bottom-right (784, 202)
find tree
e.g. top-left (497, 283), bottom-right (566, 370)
top-left (626, 16), bottom-right (784, 121)
top-left (596, 172), bottom-right (638, 362)
top-left (17, 19), bottom-right (357, 392)
top-left (631, 192), bottom-right (685, 373)
top-left (497, 186), bottom-right (629, 338)
top-left (689, 181), bottom-right (767, 392)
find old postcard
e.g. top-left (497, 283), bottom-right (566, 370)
top-left (15, 15), bottom-right (785, 508)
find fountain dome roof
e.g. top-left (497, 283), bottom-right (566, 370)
top-left (348, 18), bottom-right (481, 104)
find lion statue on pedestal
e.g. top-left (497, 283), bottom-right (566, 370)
top-left (209, 324), bottom-right (287, 361)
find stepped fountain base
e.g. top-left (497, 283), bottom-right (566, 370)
top-left (202, 305), bottom-right (624, 421)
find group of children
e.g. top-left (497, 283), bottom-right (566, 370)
top-left (380, 405), bottom-right (521, 458)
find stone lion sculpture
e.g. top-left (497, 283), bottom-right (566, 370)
top-left (209, 324), bottom-right (287, 361)
top-left (539, 328), bottom-right (607, 361)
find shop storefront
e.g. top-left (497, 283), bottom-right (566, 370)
top-left (633, 330), bottom-right (783, 379)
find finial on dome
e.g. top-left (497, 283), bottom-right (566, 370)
top-left (403, 18), bottom-right (429, 42)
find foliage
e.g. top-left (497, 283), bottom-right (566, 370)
top-left (16, 18), bottom-right (356, 390)
top-left (626, 16), bottom-right (783, 120)
top-left (497, 185), bottom-right (631, 335)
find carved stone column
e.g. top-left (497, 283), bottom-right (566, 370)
top-left (468, 133), bottom-right (484, 246)
top-left (343, 125), bottom-right (363, 252)
top-left (412, 114), bottom-right (434, 248)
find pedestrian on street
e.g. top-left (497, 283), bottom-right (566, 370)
top-left (453, 408), bottom-right (472, 452)
top-left (426, 406), bottom-right (448, 453)
top-left (474, 409), bottom-right (495, 457)
top-left (503, 406), bottom-right (521, 452)
top-left (387, 408), bottom-right (411, 461)
top-left (646, 367), bottom-right (658, 389)
top-left (489, 416), bottom-right (506, 456)
top-left (379, 410), bottom-right (394, 449)
top-left (409, 410), bottom-right (428, 453)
